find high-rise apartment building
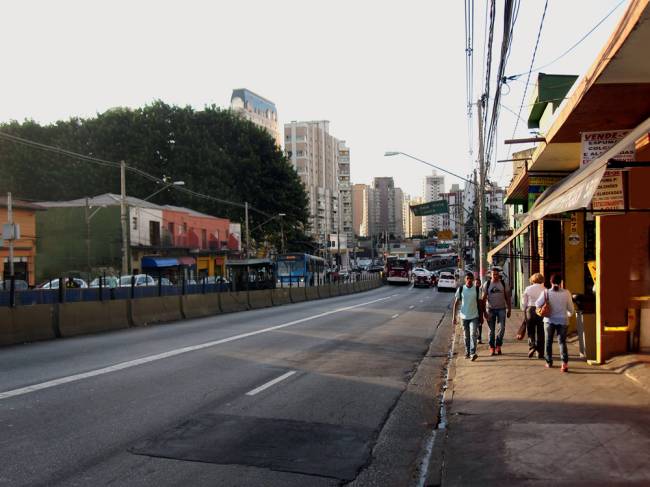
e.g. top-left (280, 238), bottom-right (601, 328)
top-left (338, 141), bottom-right (353, 246)
top-left (368, 177), bottom-right (404, 239)
top-left (403, 195), bottom-right (424, 238)
top-left (352, 184), bottom-right (370, 237)
top-left (284, 121), bottom-right (341, 243)
top-left (422, 171), bottom-right (445, 234)
top-left (230, 89), bottom-right (281, 146)
top-left (441, 184), bottom-right (464, 236)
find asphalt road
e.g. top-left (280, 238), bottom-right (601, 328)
top-left (0, 285), bottom-right (454, 487)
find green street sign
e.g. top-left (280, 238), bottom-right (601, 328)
top-left (410, 199), bottom-right (449, 216)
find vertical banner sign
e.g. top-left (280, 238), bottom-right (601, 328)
top-left (581, 130), bottom-right (635, 211)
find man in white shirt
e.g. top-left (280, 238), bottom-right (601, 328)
top-left (535, 273), bottom-right (575, 372)
top-left (522, 273), bottom-right (546, 359)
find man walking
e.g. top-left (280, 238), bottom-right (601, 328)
top-left (453, 272), bottom-right (482, 361)
top-left (482, 267), bottom-right (511, 356)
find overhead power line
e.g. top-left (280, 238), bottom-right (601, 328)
top-left (506, 0), bottom-right (626, 80)
top-left (509, 0), bottom-right (549, 146)
top-left (0, 130), bottom-right (272, 218)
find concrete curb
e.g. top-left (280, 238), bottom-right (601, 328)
top-left (601, 352), bottom-right (650, 394)
top-left (349, 309), bottom-right (455, 487)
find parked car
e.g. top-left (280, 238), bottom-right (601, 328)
top-left (413, 273), bottom-right (434, 288)
top-left (118, 274), bottom-right (156, 287)
top-left (0, 279), bottom-right (29, 291)
top-left (89, 276), bottom-right (119, 288)
top-left (38, 278), bottom-right (88, 289)
top-left (437, 272), bottom-right (457, 292)
top-left (157, 277), bottom-right (174, 286)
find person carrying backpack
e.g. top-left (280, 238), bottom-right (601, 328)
top-left (482, 267), bottom-right (512, 356)
top-left (453, 272), bottom-right (483, 361)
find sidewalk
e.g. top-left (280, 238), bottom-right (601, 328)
top-left (438, 309), bottom-right (650, 486)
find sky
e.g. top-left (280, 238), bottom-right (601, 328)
top-left (0, 0), bottom-right (629, 198)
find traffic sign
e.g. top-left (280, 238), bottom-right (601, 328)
top-left (410, 200), bottom-right (448, 216)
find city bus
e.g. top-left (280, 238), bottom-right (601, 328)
top-left (276, 253), bottom-right (326, 286)
top-left (386, 257), bottom-right (412, 285)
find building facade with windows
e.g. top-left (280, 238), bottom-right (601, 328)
top-left (284, 121), bottom-right (341, 245)
top-left (352, 183), bottom-right (370, 237)
top-left (230, 89), bottom-right (281, 146)
top-left (368, 177), bottom-right (404, 239)
top-left (422, 171), bottom-right (445, 234)
top-left (338, 141), bottom-right (353, 247)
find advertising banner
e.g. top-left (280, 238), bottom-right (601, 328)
top-left (581, 130), bottom-right (635, 211)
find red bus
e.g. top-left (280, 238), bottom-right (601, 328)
top-left (386, 257), bottom-right (411, 285)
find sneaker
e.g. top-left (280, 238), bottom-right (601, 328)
top-left (528, 349), bottom-right (536, 358)
top-left (489, 347), bottom-right (496, 356)
top-left (496, 346), bottom-right (502, 355)
top-left (478, 339), bottom-right (483, 344)
top-left (561, 363), bottom-right (569, 373)
top-left (471, 353), bottom-right (478, 361)
top-left (537, 352), bottom-right (544, 359)
top-left (464, 353), bottom-right (470, 359)
top-left (545, 362), bottom-right (553, 368)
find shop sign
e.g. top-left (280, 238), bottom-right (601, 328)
top-left (437, 230), bottom-right (453, 240)
top-left (568, 212), bottom-right (580, 245)
top-left (581, 130), bottom-right (635, 211)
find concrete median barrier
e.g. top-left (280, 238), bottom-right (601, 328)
top-left (131, 295), bottom-right (183, 326)
top-left (271, 288), bottom-right (291, 306)
top-left (317, 284), bottom-right (330, 299)
top-left (328, 283), bottom-right (340, 297)
top-left (290, 287), bottom-right (306, 303)
top-left (59, 301), bottom-right (129, 337)
top-left (305, 286), bottom-right (319, 301)
top-left (249, 290), bottom-right (273, 309)
top-left (219, 292), bottom-right (249, 313)
top-left (182, 294), bottom-right (221, 319)
top-left (0, 305), bottom-right (56, 346)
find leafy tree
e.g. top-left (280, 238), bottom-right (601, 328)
top-left (0, 102), bottom-right (310, 243)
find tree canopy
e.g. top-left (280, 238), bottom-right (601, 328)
top-left (0, 101), bottom-right (312, 248)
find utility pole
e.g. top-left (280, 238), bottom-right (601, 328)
top-left (85, 197), bottom-right (91, 275)
top-left (7, 192), bottom-right (14, 278)
top-left (120, 161), bottom-right (129, 275)
top-left (244, 201), bottom-right (250, 259)
top-left (337, 192), bottom-right (341, 271)
top-left (476, 98), bottom-right (488, 278)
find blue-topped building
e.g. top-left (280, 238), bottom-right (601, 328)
top-left (230, 88), bottom-right (281, 146)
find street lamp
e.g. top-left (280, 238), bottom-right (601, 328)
top-left (143, 180), bottom-right (185, 201)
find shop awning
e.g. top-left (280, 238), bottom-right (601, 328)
top-left (488, 116), bottom-right (650, 263)
top-left (141, 257), bottom-right (179, 268)
top-left (177, 256), bottom-right (196, 266)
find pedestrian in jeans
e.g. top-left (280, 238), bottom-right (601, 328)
top-left (475, 275), bottom-right (485, 343)
top-left (482, 267), bottom-right (511, 356)
top-left (453, 272), bottom-right (482, 361)
top-left (522, 273), bottom-right (546, 359)
top-left (535, 273), bottom-right (574, 372)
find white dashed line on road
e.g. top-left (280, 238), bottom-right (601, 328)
top-left (392, 314), bottom-right (399, 319)
top-left (0, 294), bottom-right (394, 401)
top-left (409, 305), bottom-right (415, 309)
top-left (246, 371), bottom-right (296, 396)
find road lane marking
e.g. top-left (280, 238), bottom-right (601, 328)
top-left (391, 314), bottom-right (399, 319)
top-left (0, 295), bottom-right (394, 401)
top-left (409, 305), bottom-right (415, 309)
top-left (246, 371), bottom-right (296, 396)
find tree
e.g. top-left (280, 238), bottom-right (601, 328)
top-left (0, 102), bottom-right (310, 242)
top-left (464, 208), bottom-right (506, 240)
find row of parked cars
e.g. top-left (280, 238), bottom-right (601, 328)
top-left (0, 274), bottom-right (229, 291)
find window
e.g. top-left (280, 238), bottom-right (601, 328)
top-left (201, 229), bottom-right (207, 249)
top-left (183, 222), bottom-right (188, 234)
top-left (168, 222), bottom-right (174, 235)
top-left (149, 221), bottom-right (161, 247)
top-left (132, 216), bottom-right (138, 230)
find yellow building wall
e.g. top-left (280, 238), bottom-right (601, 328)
top-left (563, 212), bottom-right (585, 334)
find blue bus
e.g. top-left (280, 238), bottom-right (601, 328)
top-left (276, 253), bottom-right (326, 286)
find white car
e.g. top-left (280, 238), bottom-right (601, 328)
top-left (437, 272), bottom-right (457, 292)
top-left (39, 278), bottom-right (88, 289)
top-left (118, 274), bottom-right (156, 287)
